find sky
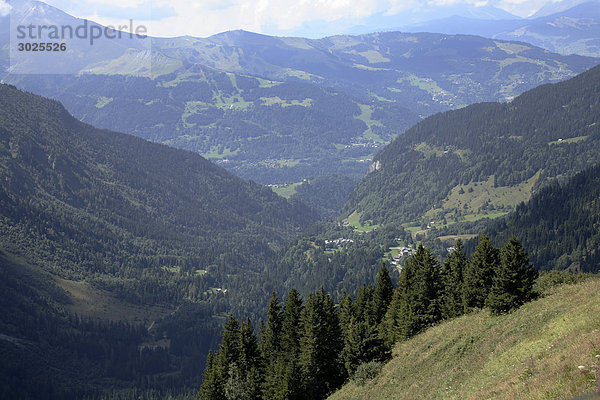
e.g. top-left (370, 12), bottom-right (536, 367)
top-left (0, 0), bottom-right (584, 38)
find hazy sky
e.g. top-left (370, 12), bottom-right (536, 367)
top-left (1, 0), bottom-right (583, 37)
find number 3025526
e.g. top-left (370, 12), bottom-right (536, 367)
top-left (17, 43), bottom-right (67, 52)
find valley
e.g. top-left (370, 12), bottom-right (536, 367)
top-left (0, 0), bottom-right (599, 398)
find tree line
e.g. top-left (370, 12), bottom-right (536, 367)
top-left (198, 234), bottom-right (538, 399)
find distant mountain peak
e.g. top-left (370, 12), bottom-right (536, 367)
top-left (531, 0), bottom-right (600, 18)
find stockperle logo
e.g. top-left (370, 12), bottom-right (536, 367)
top-left (8, 4), bottom-right (152, 75)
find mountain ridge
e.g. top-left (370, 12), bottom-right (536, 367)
top-left (402, 1), bottom-right (600, 57)
top-left (343, 64), bottom-right (600, 230)
top-left (3, 0), bottom-right (598, 183)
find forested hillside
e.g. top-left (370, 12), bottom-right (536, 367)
top-left (9, 71), bottom-right (416, 183)
top-left (345, 64), bottom-right (600, 229)
top-left (289, 175), bottom-right (358, 217)
top-left (4, 1), bottom-right (598, 183)
top-left (0, 83), bottom-right (319, 397)
top-left (484, 163), bottom-right (600, 272)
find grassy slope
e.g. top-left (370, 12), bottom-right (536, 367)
top-left (330, 279), bottom-right (600, 400)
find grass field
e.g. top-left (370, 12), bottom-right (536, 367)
top-left (260, 96), bottom-right (313, 107)
top-left (95, 96), bottom-right (113, 109)
top-left (202, 147), bottom-right (240, 159)
top-left (549, 136), bottom-right (589, 145)
top-left (422, 172), bottom-right (541, 224)
top-left (345, 211), bottom-right (379, 232)
top-left (329, 278), bottom-right (600, 400)
top-left (355, 104), bottom-right (386, 144)
top-left (436, 234), bottom-right (479, 242)
top-left (404, 212), bottom-right (509, 239)
top-left (271, 182), bottom-right (302, 198)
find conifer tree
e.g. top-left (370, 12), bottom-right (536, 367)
top-left (342, 315), bottom-right (389, 376)
top-left (199, 315), bottom-right (240, 400)
top-left (262, 292), bottom-right (284, 399)
top-left (403, 245), bottom-right (441, 337)
top-left (463, 234), bottom-right (499, 311)
top-left (337, 290), bottom-right (353, 339)
top-left (299, 288), bottom-right (345, 399)
top-left (219, 314), bottom-right (241, 369)
top-left (383, 245), bottom-right (441, 342)
top-left (261, 292), bottom-right (282, 362)
top-left (281, 289), bottom-right (303, 359)
top-left (486, 236), bottom-right (538, 315)
top-left (237, 318), bottom-right (263, 399)
top-left (381, 284), bottom-right (404, 347)
top-left (224, 363), bottom-right (246, 400)
top-left (373, 263), bottom-right (394, 324)
top-left (354, 284), bottom-right (376, 322)
top-left (198, 350), bottom-right (225, 400)
top-left (341, 283), bottom-right (390, 376)
top-left (265, 289), bottom-right (303, 400)
top-left (440, 240), bottom-right (467, 319)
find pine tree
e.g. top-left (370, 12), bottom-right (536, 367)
top-left (486, 236), bottom-right (538, 315)
top-left (224, 363), bottom-right (246, 400)
top-left (404, 245), bottom-right (441, 337)
top-left (354, 284), bottom-right (375, 322)
top-left (199, 315), bottom-right (240, 400)
top-left (342, 315), bottom-right (389, 376)
top-left (264, 289), bottom-right (304, 400)
top-left (440, 240), bottom-right (467, 319)
top-left (337, 290), bottom-right (353, 339)
top-left (373, 263), bottom-right (394, 324)
top-left (198, 351), bottom-right (225, 400)
top-left (262, 292), bottom-right (284, 400)
top-left (383, 245), bottom-right (441, 342)
top-left (463, 234), bottom-right (499, 311)
top-left (299, 288), bottom-right (344, 399)
top-left (341, 283), bottom-right (390, 376)
top-left (238, 318), bottom-right (261, 374)
top-left (381, 284), bottom-right (403, 347)
top-left (261, 292), bottom-right (282, 362)
top-left (219, 314), bottom-right (241, 368)
top-left (281, 289), bottom-right (303, 359)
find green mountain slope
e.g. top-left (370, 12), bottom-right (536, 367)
top-left (3, 1), bottom-right (598, 183)
top-left (0, 83), bottom-right (318, 397)
top-left (344, 64), bottom-right (600, 230)
top-left (483, 163), bottom-right (600, 273)
top-left (9, 71), bottom-right (415, 183)
top-left (152, 30), bottom-right (597, 113)
top-left (329, 278), bottom-right (600, 400)
top-left (0, 83), bottom-right (317, 285)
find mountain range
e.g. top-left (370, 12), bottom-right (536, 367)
top-left (2, 0), bottom-right (598, 184)
top-left (403, 0), bottom-right (600, 57)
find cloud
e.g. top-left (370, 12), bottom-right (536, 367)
top-left (82, 0), bottom-right (400, 37)
top-left (41, 0), bottom-right (568, 37)
top-left (0, 0), bottom-right (11, 17)
top-left (493, 0), bottom-right (554, 16)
